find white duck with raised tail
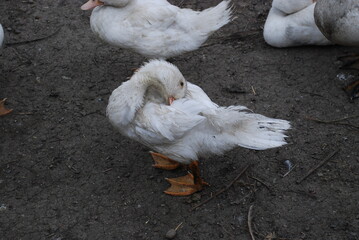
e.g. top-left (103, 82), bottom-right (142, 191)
top-left (81, 0), bottom-right (233, 59)
top-left (263, 0), bottom-right (331, 47)
top-left (107, 60), bottom-right (290, 196)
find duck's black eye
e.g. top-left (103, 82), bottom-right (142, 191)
top-left (180, 81), bottom-right (184, 87)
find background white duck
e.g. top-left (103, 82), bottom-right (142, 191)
top-left (263, 0), bottom-right (332, 48)
top-left (81, 0), bottom-right (233, 59)
top-left (0, 24), bottom-right (13, 117)
top-left (107, 60), bottom-right (290, 196)
top-left (315, 0), bottom-right (359, 70)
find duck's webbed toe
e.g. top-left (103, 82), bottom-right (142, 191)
top-left (150, 151), bottom-right (181, 170)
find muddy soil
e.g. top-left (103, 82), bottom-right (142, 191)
top-left (0, 0), bottom-right (358, 239)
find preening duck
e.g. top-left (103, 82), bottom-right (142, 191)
top-left (263, 0), bottom-right (331, 47)
top-left (81, 0), bottom-right (233, 59)
top-left (107, 60), bottom-right (290, 196)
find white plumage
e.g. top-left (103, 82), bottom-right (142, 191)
top-left (81, 0), bottom-right (233, 59)
top-left (263, 0), bottom-right (332, 48)
top-left (107, 60), bottom-right (290, 164)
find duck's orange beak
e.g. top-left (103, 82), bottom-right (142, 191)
top-left (81, 0), bottom-right (104, 10)
top-left (168, 96), bottom-right (175, 105)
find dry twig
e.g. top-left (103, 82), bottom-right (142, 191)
top-left (248, 205), bottom-right (255, 240)
top-left (282, 164), bottom-right (297, 178)
top-left (251, 86), bottom-right (257, 95)
top-left (191, 165), bottom-right (250, 211)
top-left (296, 150), bottom-right (339, 184)
top-left (306, 115), bottom-right (359, 130)
top-left (249, 176), bottom-right (272, 191)
top-left (6, 27), bottom-right (62, 46)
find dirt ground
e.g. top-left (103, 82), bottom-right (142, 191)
top-left (1, 0), bottom-right (358, 239)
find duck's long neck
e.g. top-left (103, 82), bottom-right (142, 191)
top-left (130, 73), bottom-right (158, 104)
top-left (107, 73), bottom-right (161, 126)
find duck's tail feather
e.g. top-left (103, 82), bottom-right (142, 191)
top-left (196, 0), bottom-right (233, 35)
top-left (207, 108), bottom-right (291, 151)
top-left (233, 113), bottom-right (291, 150)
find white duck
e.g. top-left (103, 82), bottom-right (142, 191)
top-left (107, 60), bottom-right (290, 196)
top-left (314, 0), bottom-right (359, 71)
top-left (0, 24), bottom-right (13, 117)
top-left (263, 0), bottom-right (332, 47)
top-left (80, 0), bottom-right (233, 59)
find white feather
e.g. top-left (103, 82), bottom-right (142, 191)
top-left (107, 60), bottom-right (291, 164)
top-left (87, 0), bottom-right (233, 59)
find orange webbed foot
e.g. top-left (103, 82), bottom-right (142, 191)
top-left (164, 161), bottom-right (209, 196)
top-left (150, 151), bottom-right (180, 170)
top-left (164, 173), bottom-right (207, 196)
top-left (0, 98), bottom-right (13, 116)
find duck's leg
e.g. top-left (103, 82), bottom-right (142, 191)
top-left (150, 151), bottom-right (180, 170)
top-left (0, 98), bottom-right (13, 116)
top-left (164, 161), bottom-right (208, 196)
top-left (338, 54), bottom-right (359, 70)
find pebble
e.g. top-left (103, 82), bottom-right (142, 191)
top-left (165, 229), bottom-right (176, 239)
top-left (0, 204), bottom-right (7, 211)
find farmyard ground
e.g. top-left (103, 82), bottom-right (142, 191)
top-left (0, 0), bottom-right (358, 239)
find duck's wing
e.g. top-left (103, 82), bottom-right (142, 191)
top-left (272, 0), bottom-right (314, 14)
top-left (134, 82), bottom-right (217, 146)
top-left (125, 3), bottom-right (180, 30)
top-left (133, 101), bottom-right (205, 145)
top-left (184, 83), bottom-right (218, 109)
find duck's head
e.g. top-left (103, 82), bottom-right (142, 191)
top-left (137, 60), bottom-right (187, 105)
top-left (81, 0), bottom-right (130, 10)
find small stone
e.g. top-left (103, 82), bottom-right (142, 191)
top-left (0, 204), bottom-right (7, 211)
top-left (165, 229), bottom-right (176, 239)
